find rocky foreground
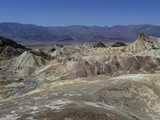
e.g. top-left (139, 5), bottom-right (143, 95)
top-left (0, 74), bottom-right (160, 120)
top-left (0, 33), bottom-right (160, 120)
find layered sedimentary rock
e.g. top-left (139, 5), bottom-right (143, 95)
top-left (36, 55), bottom-right (160, 81)
top-left (0, 50), bottom-right (53, 75)
top-left (0, 33), bottom-right (160, 120)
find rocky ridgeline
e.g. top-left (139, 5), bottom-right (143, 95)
top-left (36, 55), bottom-right (160, 81)
top-left (0, 36), bottom-right (26, 48)
top-left (1, 32), bottom-right (160, 120)
top-left (132, 32), bottom-right (160, 51)
top-left (73, 32), bottom-right (160, 56)
top-left (0, 36), bottom-right (29, 60)
top-left (1, 32), bottom-right (160, 77)
top-left (0, 50), bottom-right (54, 75)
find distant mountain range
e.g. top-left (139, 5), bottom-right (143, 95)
top-left (0, 22), bottom-right (160, 44)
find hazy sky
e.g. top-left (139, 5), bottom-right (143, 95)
top-left (0, 0), bottom-right (159, 26)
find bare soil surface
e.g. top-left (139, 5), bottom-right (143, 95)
top-left (0, 74), bottom-right (160, 120)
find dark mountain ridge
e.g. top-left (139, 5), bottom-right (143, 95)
top-left (0, 36), bottom-right (29, 60)
top-left (0, 22), bottom-right (160, 44)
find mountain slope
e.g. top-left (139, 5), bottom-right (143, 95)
top-left (0, 36), bottom-right (29, 60)
top-left (1, 23), bottom-right (160, 44)
top-left (0, 50), bottom-right (53, 75)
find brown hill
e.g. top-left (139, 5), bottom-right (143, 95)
top-left (36, 55), bottom-right (160, 81)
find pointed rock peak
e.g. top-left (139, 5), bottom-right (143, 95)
top-left (93, 42), bottom-right (106, 48)
top-left (111, 41), bottom-right (127, 47)
top-left (138, 32), bottom-right (150, 41)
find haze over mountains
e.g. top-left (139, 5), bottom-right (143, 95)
top-left (1, 22), bottom-right (160, 44)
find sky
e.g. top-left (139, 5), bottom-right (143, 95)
top-left (0, 0), bottom-right (160, 27)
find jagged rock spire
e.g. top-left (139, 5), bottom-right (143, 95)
top-left (138, 32), bottom-right (149, 41)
